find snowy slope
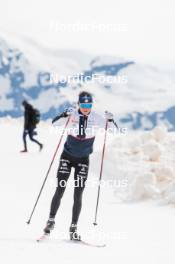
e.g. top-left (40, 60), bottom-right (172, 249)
top-left (0, 31), bottom-right (93, 75)
top-left (0, 35), bottom-right (175, 130)
top-left (1, 119), bottom-right (175, 264)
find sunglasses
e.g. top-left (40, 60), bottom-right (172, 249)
top-left (79, 103), bottom-right (93, 109)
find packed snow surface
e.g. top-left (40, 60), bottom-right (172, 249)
top-left (0, 118), bottom-right (175, 264)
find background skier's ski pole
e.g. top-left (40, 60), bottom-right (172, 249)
top-left (93, 120), bottom-right (108, 226)
top-left (26, 117), bottom-right (70, 225)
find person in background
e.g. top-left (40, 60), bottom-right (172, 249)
top-left (20, 100), bottom-right (43, 153)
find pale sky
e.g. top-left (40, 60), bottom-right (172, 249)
top-left (0, 0), bottom-right (175, 69)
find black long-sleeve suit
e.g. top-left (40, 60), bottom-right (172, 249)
top-left (49, 109), bottom-right (90, 224)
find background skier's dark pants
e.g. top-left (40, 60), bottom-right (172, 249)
top-left (50, 151), bottom-right (89, 224)
top-left (23, 129), bottom-right (41, 150)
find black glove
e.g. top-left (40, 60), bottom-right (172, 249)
top-left (52, 108), bottom-right (73, 124)
top-left (105, 111), bottom-right (114, 122)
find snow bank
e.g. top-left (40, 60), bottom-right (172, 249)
top-left (106, 126), bottom-right (175, 204)
top-left (1, 118), bottom-right (175, 206)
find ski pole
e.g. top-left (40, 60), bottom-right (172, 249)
top-left (93, 120), bottom-right (108, 226)
top-left (112, 119), bottom-right (119, 130)
top-left (26, 117), bottom-right (70, 225)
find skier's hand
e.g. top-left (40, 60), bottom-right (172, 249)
top-left (64, 107), bottom-right (73, 116)
top-left (105, 111), bottom-right (114, 122)
top-left (52, 108), bottom-right (73, 123)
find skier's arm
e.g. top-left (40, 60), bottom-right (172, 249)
top-left (52, 112), bottom-right (68, 124)
top-left (52, 108), bottom-right (73, 124)
top-left (94, 111), bottom-right (115, 128)
top-left (105, 111), bottom-right (114, 123)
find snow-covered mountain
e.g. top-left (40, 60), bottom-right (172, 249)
top-left (0, 35), bottom-right (175, 130)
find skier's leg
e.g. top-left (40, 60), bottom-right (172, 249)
top-left (22, 130), bottom-right (28, 151)
top-left (71, 159), bottom-right (89, 225)
top-left (69, 159), bottom-right (89, 240)
top-left (49, 154), bottom-right (72, 218)
top-left (28, 129), bottom-right (43, 150)
top-left (44, 153), bottom-right (72, 234)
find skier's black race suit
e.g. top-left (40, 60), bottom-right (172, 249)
top-left (49, 109), bottom-right (92, 224)
top-left (50, 150), bottom-right (89, 224)
top-left (48, 106), bottom-right (112, 225)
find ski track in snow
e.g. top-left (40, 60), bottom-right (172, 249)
top-left (1, 119), bottom-right (175, 264)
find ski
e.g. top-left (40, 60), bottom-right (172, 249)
top-left (68, 239), bottom-right (106, 248)
top-left (36, 235), bottom-right (106, 247)
top-left (36, 233), bottom-right (50, 242)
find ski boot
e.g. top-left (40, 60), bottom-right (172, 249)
top-left (43, 218), bottom-right (55, 235)
top-left (69, 224), bottom-right (81, 241)
top-left (20, 149), bottom-right (28, 153)
top-left (39, 144), bottom-right (43, 152)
